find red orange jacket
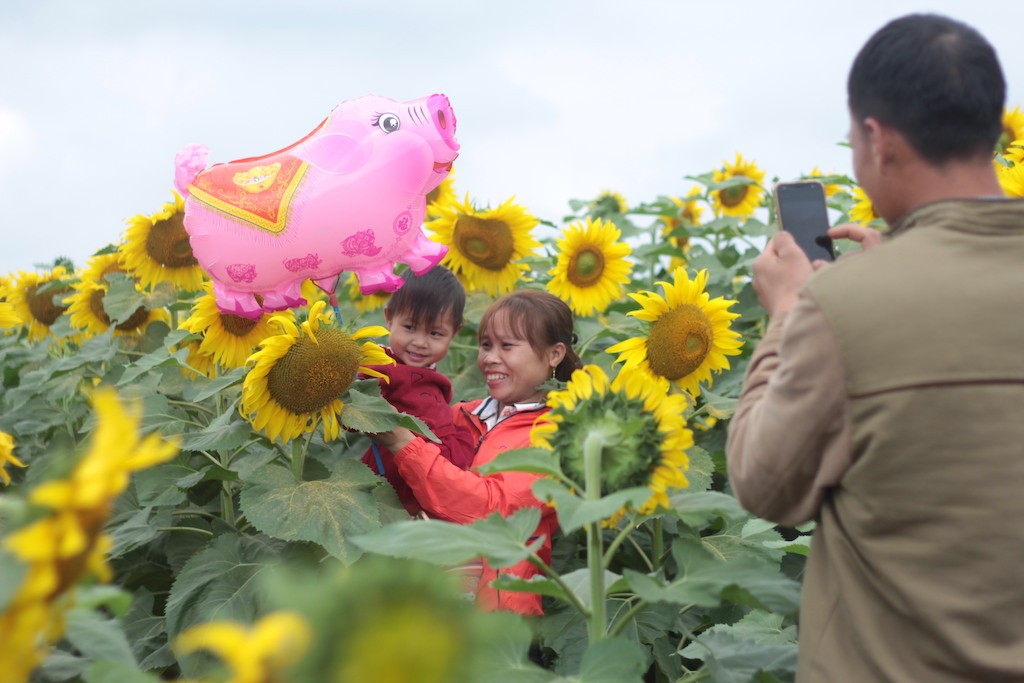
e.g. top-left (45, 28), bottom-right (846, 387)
top-left (392, 399), bottom-right (558, 616)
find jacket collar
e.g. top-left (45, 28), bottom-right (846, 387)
top-left (890, 197), bottom-right (1024, 237)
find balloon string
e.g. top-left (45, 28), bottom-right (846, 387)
top-left (371, 443), bottom-right (385, 475)
top-left (328, 292), bottom-right (343, 327)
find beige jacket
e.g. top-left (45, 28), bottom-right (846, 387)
top-left (727, 199), bottom-right (1024, 682)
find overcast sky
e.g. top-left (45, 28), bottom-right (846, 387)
top-left (1, 1), bottom-right (1020, 275)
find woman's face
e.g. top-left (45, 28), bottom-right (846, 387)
top-left (477, 312), bottom-right (559, 406)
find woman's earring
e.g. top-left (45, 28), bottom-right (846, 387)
top-left (550, 366), bottom-right (557, 380)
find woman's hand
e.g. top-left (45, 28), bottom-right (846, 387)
top-left (369, 427), bottom-right (417, 453)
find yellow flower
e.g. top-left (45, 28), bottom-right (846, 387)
top-left (589, 189), bottom-right (629, 216)
top-left (0, 301), bottom-right (22, 328)
top-left (65, 251), bottom-right (169, 338)
top-left (998, 106), bottom-right (1024, 155)
top-left (849, 186), bottom-right (881, 226)
top-left (175, 611), bottom-right (311, 683)
top-left (241, 301), bottom-right (393, 443)
top-left (1, 430), bottom-right (25, 486)
top-left (997, 158), bottom-right (1024, 198)
top-left (546, 217), bottom-right (633, 317)
top-left (7, 267), bottom-right (71, 342)
top-left (806, 167), bottom-right (843, 197)
top-left (711, 153), bottom-right (766, 219)
top-left (661, 188), bottom-right (704, 271)
top-left (343, 272), bottom-right (391, 315)
top-left (0, 390), bottom-right (178, 682)
top-left (532, 364), bottom-right (693, 519)
top-left (426, 168), bottom-right (457, 219)
top-left (427, 194), bottom-right (541, 296)
top-left (180, 282), bottom-right (292, 370)
top-left (121, 191), bottom-right (205, 291)
top-left (606, 268), bottom-right (743, 397)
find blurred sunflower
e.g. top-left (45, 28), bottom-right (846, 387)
top-left (532, 365), bottom-right (693, 519)
top-left (0, 389), bottom-right (178, 681)
top-left (0, 301), bottom-right (22, 329)
top-left (607, 268), bottom-right (743, 397)
top-left (241, 300), bottom-right (393, 443)
top-left (1, 430), bottom-right (25, 486)
top-left (661, 188), bottom-right (704, 270)
top-left (849, 187), bottom-right (880, 225)
top-left (175, 611), bottom-right (311, 683)
top-left (180, 282), bottom-right (291, 370)
top-left (806, 167), bottom-right (843, 197)
top-left (546, 217), bottom-right (632, 317)
top-left (179, 338), bottom-right (218, 380)
top-left (7, 267), bottom-right (71, 342)
top-left (589, 189), bottom-right (629, 216)
top-left (711, 153), bottom-right (766, 219)
top-left (65, 252), bottom-right (168, 338)
top-left (997, 158), bottom-right (1024, 198)
top-left (998, 106), bottom-right (1024, 155)
top-left (427, 194), bottom-right (541, 296)
top-left (121, 191), bottom-right (205, 291)
top-left (426, 168), bottom-right (457, 219)
top-left (343, 272), bottom-right (391, 314)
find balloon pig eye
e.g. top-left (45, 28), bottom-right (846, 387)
top-left (376, 113), bottom-right (400, 133)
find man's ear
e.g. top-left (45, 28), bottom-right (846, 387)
top-left (865, 116), bottom-right (902, 167)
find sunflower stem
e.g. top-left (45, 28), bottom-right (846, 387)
top-left (583, 431), bottom-right (607, 643)
top-left (602, 512), bottom-right (639, 570)
top-left (528, 553), bottom-right (590, 619)
top-left (652, 518), bottom-right (665, 571)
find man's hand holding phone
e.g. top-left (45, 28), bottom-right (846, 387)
top-left (753, 231), bottom-right (814, 317)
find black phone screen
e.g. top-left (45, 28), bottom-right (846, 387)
top-left (776, 182), bottom-right (835, 262)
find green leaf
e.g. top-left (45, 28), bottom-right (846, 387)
top-left (164, 533), bottom-right (282, 649)
top-left (133, 463), bottom-right (191, 507)
top-left (103, 274), bottom-right (150, 324)
top-left (669, 490), bottom-right (749, 528)
top-left (577, 636), bottom-right (647, 683)
top-left (74, 585), bottom-right (133, 618)
top-left (86, 661), bottom-right (163, 683)
top-left (339, 386), bottom-right (404, 433)
top-left (682, 445), bottom-right (714, 493)
top-left (702, 387), bottom-right (738, 420)
top-left (396, 412), bottom-right (440, 442)
top-left (762, 535), bottom-right (812, 556)
top-left (492, 567), bottom-right (623, 609)
top-left (239, 460), bottom-right (383, 562)
top-left (476, 447), bottom-right (566, 480)
top-left (679, 628), bottom-right (797, 683)
top-left (180, 402), bottom-right (254, 453)
top-left (122, 588), bottom-right (173, 671)
top-left (353, 508), bottom-right (542, 568)
top-left (118, 345), bottom-right (190, 386)
top-left (182, 368), bottom-right (245, 403)
top-left (0, 546), bottom-right (27, 612)
top-left (533, 479), bottom-right (651, 533)
top-left (64, 606), bottom-right (137, 667)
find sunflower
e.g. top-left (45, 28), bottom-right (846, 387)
top-left (661, 188), bottom-right (704, 270)
top-left (343, 272), bottom-right (391, 314)
top-left (179, 338), bottom-right (218, 380)
top-left (180, 282), bottom-right (291, 370)
top-left (546, 217), bottom-right (632, 317)
top-left (7, 267), bottom-right (71, 342)
top-left (606, 267), bottom-right (743, 397)
top-left (998, 106), bottom-right (1024, 155)
top-left (711, 153), bottom-right (766, 219)
top-left (806, 167), bottom-right (843, 197)
top-left (849, 186), bottom-right (882, 226)
top-left (532, 364), bottom-right (693, 518)
top-left (427, 194), bottom-right (541, 296)
top-left (0, 301), bottom-right (21, 329)
top-left (997, 158), bottom-right (1024, 198)
top-left (0, 430), bottom-right (25, 486)
top-left (65, 252), bottom-right (168, 338)
top-left (175, 611), bottom-right (311, 683)
top-left (426, 168), bottom-right (457, 220)
top-left (121, 191), bottom-right (205, 291)
top-left (241, 300), bottom-right (393, 443)
top-left (0, 389), bottom-right (178, 682)
top-left (589, 189), bottom-right (629, 217)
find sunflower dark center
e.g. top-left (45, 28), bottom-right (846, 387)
top-left (568, 248), bottom-right (605, 287)
top-left (146, 212), bottom-right (198, 268)
top-left (719, 184), bottom-right (749, 208)
top-left (452, 215), bottom-right (514, 271)
top-left (646, 304), bottom-right (713, 380)
top-left (26, 283), bottom-right (69, 325)
top-left (219, 313), bottom-right (260, 337)
top-left (266, 328), bottom-right (362, 414)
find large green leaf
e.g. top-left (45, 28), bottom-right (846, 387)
top-left (103, 274), bottom-right (150, 324)
top-left (179, 402), bottom-right (254, 453)
top-left (624, 536), bottom-right (800, 614)
top-left (117, 345), bottom-right (190, 386)
top-left (0, 546), bottom-right (27, 612)
top-left (63, 606), bottom-right (137, 667)
top-left (669, 490), bottom-right (749, 529)
top-left (182, 366), bottom-right (244, 403)
top-left (576, 636), bottom-right (648, 683)
top-left (678, 628), bottom-right (798, 683)
top-left (239, 460), bottom-right (383, 563)
top-left (533, 479), bottom-right (651, 533)
top-left (85, 661), bottom-right (163, 683)
top-left (353, 508), bottom-right (542, 568)
top-left (491, 567), bottom-right (621, 609)
top-left (164, 533), bottom-right (282, 642)
top-left (122, 588), bottom-right (173, 671)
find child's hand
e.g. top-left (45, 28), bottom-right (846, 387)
top-left (369, 427), bottom-right (416, 453)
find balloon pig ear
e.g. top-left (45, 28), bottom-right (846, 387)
top-left (293, 120), bottom-right (373, 175)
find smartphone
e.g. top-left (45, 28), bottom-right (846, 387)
top-left (774, 180), bottom-right (835, 262)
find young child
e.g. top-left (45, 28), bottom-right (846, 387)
top-left (360, 266), bottom-right (475, 514)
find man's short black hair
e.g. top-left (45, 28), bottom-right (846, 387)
top-left (385, 265), bottom-right (465, 329)
top-left (847, 13), bottom-right (1005, 164)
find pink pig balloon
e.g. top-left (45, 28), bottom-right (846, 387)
top-left (173, 93), bottom-right (458, 319)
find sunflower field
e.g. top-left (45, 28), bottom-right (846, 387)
top-left (1, 107), bottom-right (1022, 683)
